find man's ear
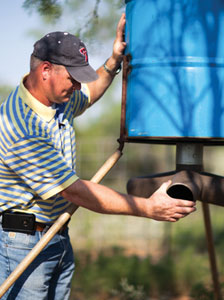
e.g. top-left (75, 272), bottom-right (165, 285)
top-left (41, 61), bottom-right (52, 80)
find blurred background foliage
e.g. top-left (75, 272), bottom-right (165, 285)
top-left (0, 0), bottom-right (223, 299)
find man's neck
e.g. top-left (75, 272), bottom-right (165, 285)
top-left (23, 73), bottom-right (52, 107)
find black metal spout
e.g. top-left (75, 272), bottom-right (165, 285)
top-left (167, 184), bottom-right (194, 201)
top-left (166, 170), bottom-right (202, 201)
top-left (127, 169), bottom-right (224, 206)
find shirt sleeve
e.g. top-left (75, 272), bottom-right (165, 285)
top-left (4, 136), bottom-right (79, 200)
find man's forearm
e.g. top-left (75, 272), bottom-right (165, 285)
top-left (60, 179), bottom-right (196, 222)
top-left (87, 56), bottom-right (121, 105)
top-left (61, 179), bottom-right (147, 217)
top-left (87, 13), bottom-right (126, 105)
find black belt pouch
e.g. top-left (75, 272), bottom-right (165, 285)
top-left (2, 211), bottom-right (35, 234)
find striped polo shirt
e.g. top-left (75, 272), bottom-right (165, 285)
top-left (0, 75), bottom-right (90, 223)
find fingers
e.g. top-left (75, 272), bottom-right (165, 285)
top-left (167, 204), bottom-right (196, 222)
top-left (180, 206), bottom-right (196, 214)
top-left (172, 201), bottom-right (197, 219)
top-left (169, 218), bottom-right (179, 222)
top-left (116, 13), bottom-right (126, 38)
top-left (173, 212), bottom-right (190, 219)
top-left (176, 199), bottom-right (196, 207)
top-left (149, 180), bottom-right (197, 223)
top-left (112, 14), bottom-right (126, 61)
top-left (166, 212), bottom-right (191, 223)
top-left (158, 180), bottom-right (172, 192)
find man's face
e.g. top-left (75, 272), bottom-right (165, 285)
top-left (47, 64), bottom-right (81, 105)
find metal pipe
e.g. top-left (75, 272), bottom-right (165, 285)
top-left (175, 143), bottom-right (203, 173)
top-left (120, 54), bottom-right (130, 143)
top-left (166, 170), bottom-right (202, 201)
top-left (202, 203), bottom-right (223, 300)
top-left (127, 169), bottom-right (224, 206)
top-left (176, 143), bottom-right (203, 167)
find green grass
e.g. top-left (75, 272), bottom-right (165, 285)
top-left (69, 205), bottom-right (224, 299)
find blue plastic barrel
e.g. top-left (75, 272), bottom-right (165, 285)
top-left (124, 0), bottom-right (224, 143)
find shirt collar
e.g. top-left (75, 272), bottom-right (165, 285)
top-left (18, 74), bottom-right (57, 122)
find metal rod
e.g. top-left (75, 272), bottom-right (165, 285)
top-left (176, 143), bottom-right (222, 299)
top-left (201, 202), bottom-right (223, 300)
top-left (120, 55), bottom-right (129, 142)
top-left (0, 147), bottom-right (123, 298)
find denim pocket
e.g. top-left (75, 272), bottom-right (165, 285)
top-left (1, 228), bottom-right (36, 250)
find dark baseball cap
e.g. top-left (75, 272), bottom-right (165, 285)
top-left (32, 31), bottom-right (99, 83)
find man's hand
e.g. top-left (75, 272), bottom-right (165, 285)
top-left (87, 13), bottom-right (126, 104)
top-left (147, 181), bottom-right (197, 222)
top-left (112, 13), bottom-right (126, 64)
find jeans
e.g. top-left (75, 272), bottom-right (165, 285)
top-left (0, 216), bottom-right (75, 300)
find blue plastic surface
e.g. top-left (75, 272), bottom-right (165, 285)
top-left (125, 0), bottom-right (224, 140)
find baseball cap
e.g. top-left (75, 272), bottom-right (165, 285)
top-left (32, 31), bottom-right (99, 83)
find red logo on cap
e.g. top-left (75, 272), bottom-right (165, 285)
top-left (79, 47), bottom-right (88, 62)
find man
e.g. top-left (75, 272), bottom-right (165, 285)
top-left (0, 14), bottom-right (196, 299)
